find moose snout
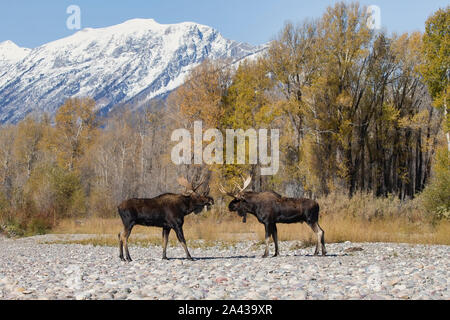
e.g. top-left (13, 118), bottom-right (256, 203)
top-left (206, 197), bottom-right (214, 210)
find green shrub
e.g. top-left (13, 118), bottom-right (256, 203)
top-left (49, 166), bottom-right (87, 218)
top-left (25, 165), bottom-right (87, 219)
top-left (0, 165), bottom-right (88, 236)
top-left (422, 147), bottom-right (450, 221)
top-left (3, 221), bottom-right (25, 237)
top-left (25, 215), bottom-right (53, 235)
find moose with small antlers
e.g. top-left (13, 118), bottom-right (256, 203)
top-left (220, 176), bottom-right (326, 257)
top-left (117, 176), bottom-right (214, 261)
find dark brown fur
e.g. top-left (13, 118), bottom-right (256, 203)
top-left (228, 191), bottom-right (326, 257)
top-left (118, 192), bottom-right (213, 261)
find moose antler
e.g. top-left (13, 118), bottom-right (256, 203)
top-left (219, 175), bottom-right (251, 197)
top-left (202, 184), bottom-right (210, 196)
top-left (218, 183), bottom-right (237, 198)
top-left (177, 177), bottom-right (193, 193)
top-left (178, 176), bottom-right (209, 195)
top-left (235, 175), bottom-right (252, 193)
top-left (192, 175), bottom-right (207, 192)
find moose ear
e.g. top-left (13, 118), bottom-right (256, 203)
top-left (236, 193), bottom-right (246, 201)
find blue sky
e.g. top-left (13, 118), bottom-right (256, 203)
top-left (1, 0), bottom-right (448, 48)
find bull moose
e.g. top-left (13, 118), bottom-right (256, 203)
top-left (117, 177), bottom-right (214, 261)
top-left (220, 176), bottom-right (326, 257)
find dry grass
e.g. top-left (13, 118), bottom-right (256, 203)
top-left (53, 192), bottom-right (450, 246)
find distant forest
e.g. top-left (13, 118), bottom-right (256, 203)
top-left (0, 2), bottom-right (448, 234)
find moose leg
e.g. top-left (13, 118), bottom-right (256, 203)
top-left (118, 232), bottom-right (125, 261)
top-left (121, 224), bottom-right (134, 262)
top-left (272, 224), bottom-right (279, 257)
top-left (262, 223), bottom-right (272, 258)
top-left (174, 226), bottom-right (193, 261)
top-left (309, 222), bottom-right (326, 256)
top-left (318, 223), bottom-right (327, 255)
top-left (162, 228), bottom-right (170, 260)
top-left (119, 226), bottom-right (133, 261)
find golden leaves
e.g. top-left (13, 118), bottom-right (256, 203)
top-left (53, 98), bottom-right (98, 171)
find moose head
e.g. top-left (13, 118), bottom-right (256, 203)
top-left (219, 176), bottom-right (252, 223)
top-left (178, 176), bottom-right (214, 214)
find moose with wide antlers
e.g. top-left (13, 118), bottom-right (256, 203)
top-left (117, 176), bottom-right (214, 261)
top-left (220, 176), bottom-right (326, 257)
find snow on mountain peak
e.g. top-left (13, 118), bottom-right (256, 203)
top-left (0, 40), bottom-right (30, 64)
top-left (0, 18), bottom-right (265, 123)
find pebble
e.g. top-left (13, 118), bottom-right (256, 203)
top-left (0, 235), bottom-right (448, 300)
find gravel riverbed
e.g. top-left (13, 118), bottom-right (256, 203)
top-left (0, 234), bottom-right (448, 300)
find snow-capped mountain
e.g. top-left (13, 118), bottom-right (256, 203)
top-left (0, 40), bottom-right (31, 80)
top-left (0, 40), bottom-right (31, 64)
top-left (0, 19), bottom-right (265, 123)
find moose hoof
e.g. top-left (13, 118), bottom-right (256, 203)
top-left (119, 256), bottom-right (126, 262)
top-left (262, 253), bottom-right (268, 258)
top-left (126, 257), bottom-right (133, 262)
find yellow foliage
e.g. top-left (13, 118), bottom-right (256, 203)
top-left (53, 98), bottom-right (98, 171)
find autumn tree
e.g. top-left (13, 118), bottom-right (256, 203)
top-left (171, 59), bottom-right (233, 129)
top-left (420, 6), bottom-right (450, 218)
top-left (53, 98), bottom-right (98, 172)
top-left (168, 59), bottom-right (235, 194)
top-left (13, 117), bottom-right (45, 179)
top-left (222, 59), bottom-right (281, 190)
top-left (263, 1), bottom-right (440, 198)
top-left (421, 6), bottom-right (450, 151)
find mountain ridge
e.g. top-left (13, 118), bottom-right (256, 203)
top-left (0, 18), bottom-right (265, 123)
